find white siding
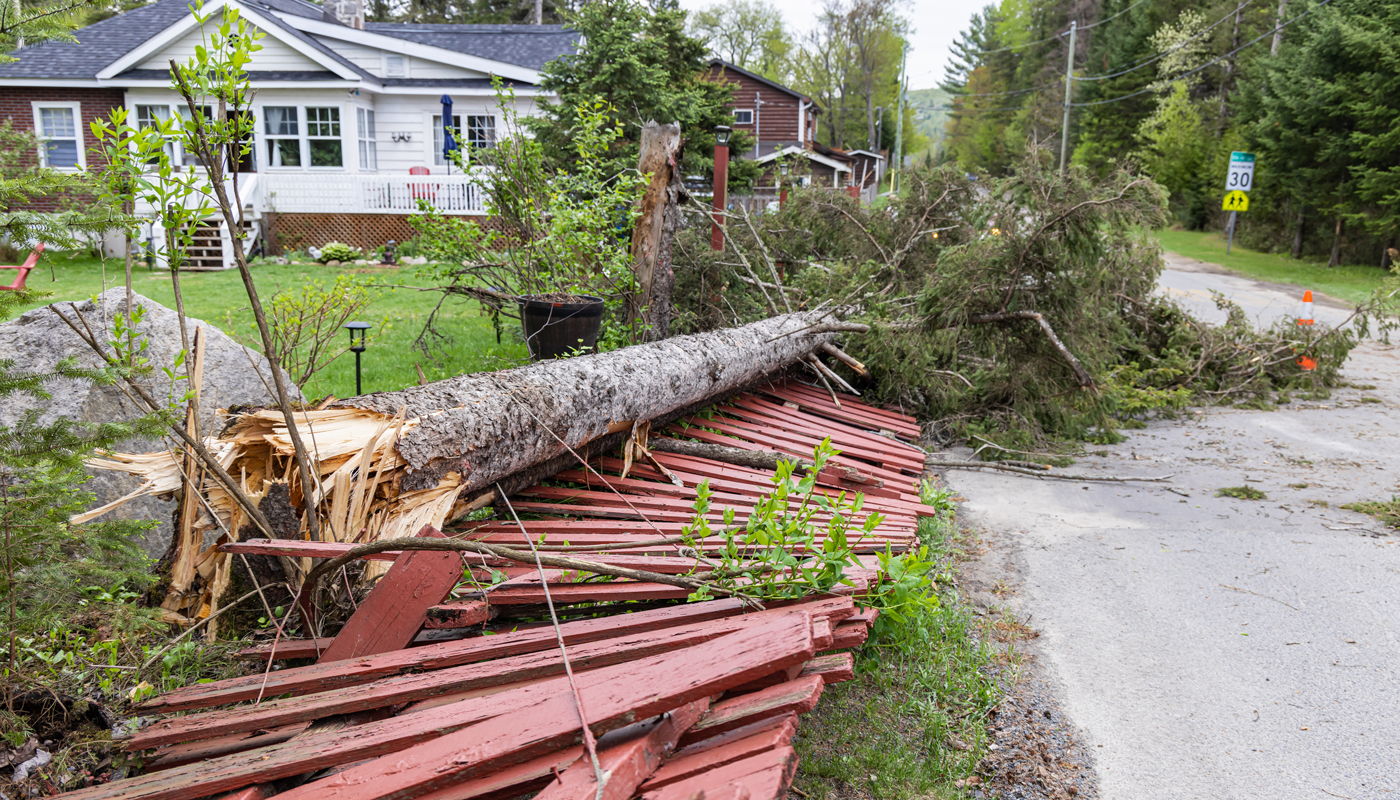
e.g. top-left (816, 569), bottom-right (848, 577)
top-left (314, 37), bottom-right (490, 79)
top-left (370, 93), bottom-right (539, 174)
top-left (139, 22), bottom-right (324, 71)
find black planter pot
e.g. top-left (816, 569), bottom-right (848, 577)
top-left (519, 294), bottom-right (605, 360)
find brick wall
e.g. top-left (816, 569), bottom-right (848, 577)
top-left (0, 87), bottom-right (126, 212)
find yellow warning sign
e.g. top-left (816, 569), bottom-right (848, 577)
top-left (1222, 190), bottom-right (1250, 211)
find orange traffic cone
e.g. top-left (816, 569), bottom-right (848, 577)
top-left (1297, 290), bottom-right (1315, 326)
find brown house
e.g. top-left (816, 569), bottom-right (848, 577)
top-left (706, 59), bottom-right (818, 158)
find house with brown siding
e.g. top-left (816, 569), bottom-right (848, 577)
top-left (705, 59), bottom-right (817, 158)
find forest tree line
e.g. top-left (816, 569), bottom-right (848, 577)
top-left (940, 0), bottom-right (1400, 268)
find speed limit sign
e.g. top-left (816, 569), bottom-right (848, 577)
top-left (1226, 152), bottom-right (1255, 192)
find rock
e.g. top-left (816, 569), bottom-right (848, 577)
top-left (353, 259), bottom-right (368, 265)
top-left (326, 259), bottom-right (342, 267)
top-left (0, 289), bottom-right (298, 558)
top-left (271, 256), bottom-right (290, 265)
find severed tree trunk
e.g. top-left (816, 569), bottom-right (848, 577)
top-left (628, 121), bottom-right (684, 341)
top-left (335, 311), bottom-right (864, 494)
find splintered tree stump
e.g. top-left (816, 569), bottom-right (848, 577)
top-left (335, 312), bottom-right (852, 494)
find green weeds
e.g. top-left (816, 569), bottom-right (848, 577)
top-left (793, 483), bottom-right (1010, 800)
top-left (1217, 486), bottom-right (1268, 500)
top-left (1341, 497), bottom-right (1400, 529)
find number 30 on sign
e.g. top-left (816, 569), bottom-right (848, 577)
top-left (1222, 190), bottom-right (1250, 211)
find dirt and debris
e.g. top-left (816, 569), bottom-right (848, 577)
top-left (955, 524), bottom-right (1100, 800)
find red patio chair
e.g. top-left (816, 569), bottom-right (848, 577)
top-left (409, 166), bottom-right (435, 204)
top-left (0, 242), bottom-right (44, 292)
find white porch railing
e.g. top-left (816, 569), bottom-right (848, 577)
top-left (260, 173), bottom-right (488, 216)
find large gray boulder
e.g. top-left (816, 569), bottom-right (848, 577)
top-left (0, 289), bottom-right (299, 558)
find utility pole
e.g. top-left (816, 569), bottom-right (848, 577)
top-left (1272, 0), bottom-right (1288, 55)
top-left (892, 44), bottom-right (907, 195)
top-left (534, 0), bottom-right (542, 24)
top-left (1059, 20), bottom-right (1076, 174)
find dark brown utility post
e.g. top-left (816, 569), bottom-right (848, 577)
top-left (711, 125), bottom-right (731, 251)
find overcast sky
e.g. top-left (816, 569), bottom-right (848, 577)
top-left (675, 0), bottom-right (989, 91)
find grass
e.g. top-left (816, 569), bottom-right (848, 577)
top-left (1341, 496), bottom-right (1400, 529)
top-left (793, 492), bottom-right (1010, 800)
top-left (1156, 229), bottom-right (1392, 306)
top-left (4, 251), bottom-right (528, 400)
top-left (1216, 485), bottom-right (1268, 501)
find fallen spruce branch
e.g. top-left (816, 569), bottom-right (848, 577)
top-left (925, 460), bottom-right (1172, 482)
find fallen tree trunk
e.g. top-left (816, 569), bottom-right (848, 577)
top-left (338, 311), bottom-right (851, 494)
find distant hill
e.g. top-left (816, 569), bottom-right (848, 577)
top-left (907, 87), bottom-right (951, 157)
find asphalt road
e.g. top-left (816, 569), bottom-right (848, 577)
top-left (946, 253), bottom-right (1400, 799)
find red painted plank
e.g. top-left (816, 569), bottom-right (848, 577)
top-left (798, 652), bottom-right (855, 684)
top-left (639, 747), bottom-right (798, 800)
top-left (641, 715), bottom-right (797, 790)
top-left (143, 724), bottom-right (310, 772)
top-left (316, 527), bottom-right (461, 664)
top-left (261, 615), bottom-right (818, 800)
top-left (678, 675), bottom-right (824, 747)
top-left (535, 698), bottom-right (708, 800)
top-left (232, 638), bottom-right (334, 662)
top-left (128, 610), bottom-right (821, 750)
top-left (826, 619), bottom-right (870, 651)
top-left (410, 746), bottom-right (583, 800)
top-left (210, 786), bottom-right (275, 800)
top-left (70, 615), bottom-right (815, 800)
top-left (136, 598), bottom-right (749, 714)
top-left (421, 600), bottom-right (492, 629)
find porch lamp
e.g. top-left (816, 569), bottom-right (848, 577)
top-left (345, 321), bottom-right (371, 396)
top-left (778, 159), bottom-right (791, 209)
top-left (711, 125), bottom-right (732, 251)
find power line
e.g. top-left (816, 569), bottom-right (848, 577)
top-left (1074, 0), bottom-right (1258, 82)
top-left (1075, 0), bottom-right (1154, 31)
top-left (946, 77), bottom-right (1063, 99)
top-left (1071, 0), bottom-right (1334, 107)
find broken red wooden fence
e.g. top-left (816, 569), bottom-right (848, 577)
top-left (60, 379), bottom-right (916, 800)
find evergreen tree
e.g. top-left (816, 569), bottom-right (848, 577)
top-left (529, 0), bottom-right (757, 186)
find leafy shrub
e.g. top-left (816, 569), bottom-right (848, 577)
top-left (317, 242), bottom-right (361, 263)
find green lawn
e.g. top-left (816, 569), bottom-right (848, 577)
top-left (5, 252), bottom-right (528, 400)
top-left (1156, 229), bottom-right (1393, 306)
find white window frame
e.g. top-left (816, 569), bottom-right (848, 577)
top-left (262, 105), bottom-right (303, 169)
top-left (357, 107), bottom-right (377, 171)
top-left (31, 101), bottom-right (85, 171)
top-left (463, 114), bottom-right (495, 151)
top-left (305, 106), bottom-right (345, 170)
top-left (383, 54), bottom-right (409, 78)
top-left (733, 109), bottom-right (754, 125)
top-left (432, 113), bottom-right (461, 167)
top-left (133, 103), bottom-right (177, 165)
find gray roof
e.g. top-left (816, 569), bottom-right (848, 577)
top-left (0, 0), bottom-right (191, 79)
top-left (117, 69), bottom-right (348, 82)
top-left (364, 24), bottom-right (577, 71)
top-left (0, 0), bottom-right (576, 81)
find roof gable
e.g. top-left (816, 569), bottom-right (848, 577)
top-left (708, 60), bottom-right (810, 103)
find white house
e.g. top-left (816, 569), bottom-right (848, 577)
top-left (0, 0), bottom-right (578, 266)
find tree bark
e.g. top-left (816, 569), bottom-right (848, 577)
top-left (647, 437), bottom-right (814, 472)
top-left (1272, 0), bottom-right (1289, 55)
top-left (1329, 216), bottom-right (1345, 267)
top-left (967, 310), bottom-right (1096, 389)
top-left (334, 311), bottom-right (853, 494)
top-left (629, 121), bottom-right (683, 342)
top-left (1292, 208), bottom-right (1306, 258)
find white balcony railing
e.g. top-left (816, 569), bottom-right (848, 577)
top-left (260, 172), bottom-right (488, 216)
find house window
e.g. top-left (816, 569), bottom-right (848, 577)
top-left (433, 113), bottom-right (460, 166)
top-left (384, 55), bottom-right (407, 77)
top-left (179, 105), bottom-right (215, 167)
top-left (135, 104), bottom-right (174, 164)
top-left (733, 109), bottom-right (754, 125)
top-left (264, 106), bottom-right (301, 167)
top-left (306, 107), bottom-right (343, 167)
top-left (464, 115), bottom-right (494, 150)
top-left (34, 104), bottom-right (82, 170)
top-left (357, 108), bottom-right (377, 171)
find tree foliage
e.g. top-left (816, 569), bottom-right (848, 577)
top-left (529, 0), bottom-right (757, 186)
top-left (688, 0), bottom-right (794, 83)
